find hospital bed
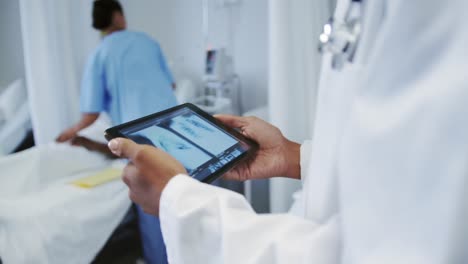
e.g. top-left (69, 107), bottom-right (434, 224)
top-left (0, 117), bottom-right (131, 263)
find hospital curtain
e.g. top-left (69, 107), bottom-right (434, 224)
top-left (268, 0), bottom-right (333, 213)
top-left (19, 0), bottom-right (99, 145)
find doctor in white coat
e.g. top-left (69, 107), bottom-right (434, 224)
top-left (108, 0), bottom-right (468, 263)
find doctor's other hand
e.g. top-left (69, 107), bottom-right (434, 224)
top-left (108, 138), bottom-right (187, 215)
top-left (214, 115), bottom-right (300, 181)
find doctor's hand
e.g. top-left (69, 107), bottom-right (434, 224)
top-left (108, 138), bottom-right (187, 216)
top-left (215, 115), bottom-right (300, 181)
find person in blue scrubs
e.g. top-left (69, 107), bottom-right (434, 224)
top-left (56, 1), bottom-right (176, 263)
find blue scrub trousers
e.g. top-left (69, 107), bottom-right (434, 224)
top-left (136, 205), bottom-right (168, 264)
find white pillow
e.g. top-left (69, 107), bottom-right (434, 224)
top-left (0, 79), bottom-right (27, 122)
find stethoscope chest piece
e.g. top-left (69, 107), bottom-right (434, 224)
top-left (318, 0), bottom-right (362, 71)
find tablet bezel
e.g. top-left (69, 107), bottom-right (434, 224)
top-left (104, 103), bottom-right (258, 183)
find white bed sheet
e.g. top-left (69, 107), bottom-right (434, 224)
top-left (0, 143), bottom-right (130, 263)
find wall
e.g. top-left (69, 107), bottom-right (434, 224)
top-left (121, 0), bottom-right (268, 113)
top-left (0, 0), bottom-right (26, 89)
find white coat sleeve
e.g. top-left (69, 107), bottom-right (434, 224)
top-left (288, 140), bottom-right (313, 217)
top-left (160, 175), bottom-right (340, 264)
top-left (299, 140), bottom-right (314, 185)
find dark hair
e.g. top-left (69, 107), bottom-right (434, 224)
top-left (92, 0), bottom-right (123, 30)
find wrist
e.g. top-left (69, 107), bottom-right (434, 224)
top-left (155, 169), bottom-right (187, 194)
top-left (69, 126), bottom-right (80, 134)
top-left (282, 139), bottom-right (301, 179)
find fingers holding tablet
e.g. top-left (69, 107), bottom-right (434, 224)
top-left (105, 103), bottom-right (258, 183)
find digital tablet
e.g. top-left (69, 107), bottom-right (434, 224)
top-left (105, 103), bottom-right (258, 183)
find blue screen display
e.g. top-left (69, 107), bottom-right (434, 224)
top-left (121, 108), bottom-right (248, 181)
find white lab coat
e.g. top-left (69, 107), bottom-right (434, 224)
top-left (159, 0), bottom-right (468, 263)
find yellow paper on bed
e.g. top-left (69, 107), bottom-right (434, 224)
top-left (72, 168), bottom-right (123, 188)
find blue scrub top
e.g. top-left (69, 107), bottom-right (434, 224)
top-left (80, 30), bottom-right (178, 125)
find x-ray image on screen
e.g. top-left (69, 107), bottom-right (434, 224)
top-left (133, 125), bottom-right (212, 174)
top-left (168, 113), bottom-right (237, 156)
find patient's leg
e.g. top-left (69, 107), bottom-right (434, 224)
top-left (136, 205), bottom-right (168, 264)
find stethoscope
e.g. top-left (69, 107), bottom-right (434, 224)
top-left (318, 0), bottom-right (363, 70)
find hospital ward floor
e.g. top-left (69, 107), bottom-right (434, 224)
top-left (92, 213), bottom-right (144, 264)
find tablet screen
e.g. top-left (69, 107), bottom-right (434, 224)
top-left (118, 106), bottom-right (251, 182)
